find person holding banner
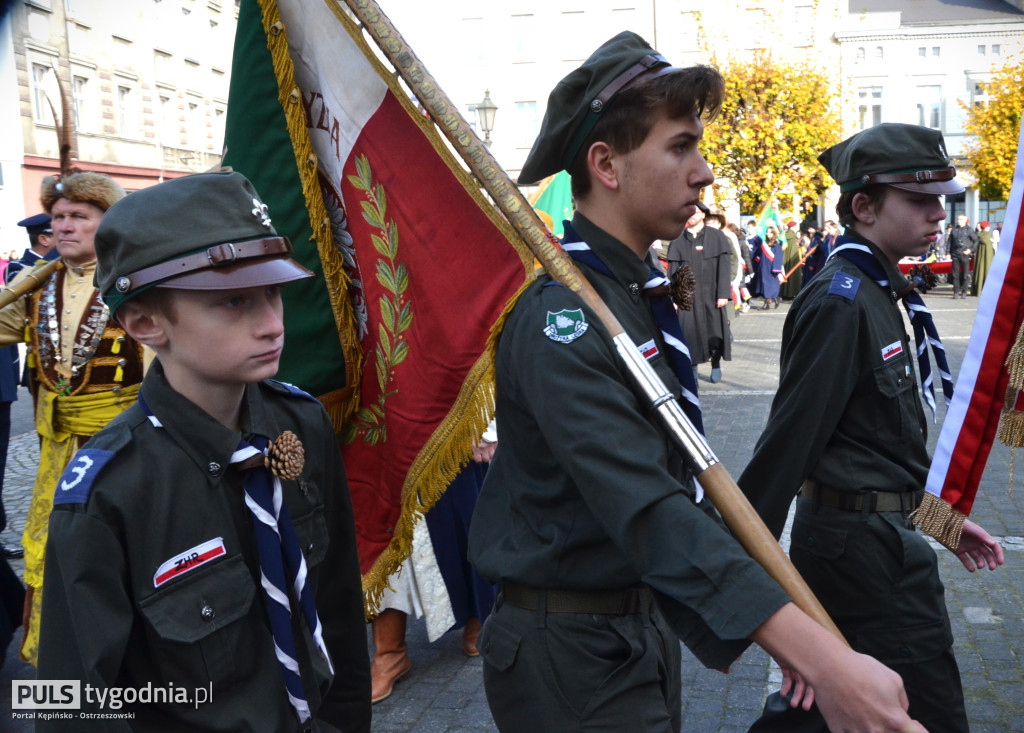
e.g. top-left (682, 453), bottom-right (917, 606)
top-left (470, 32), bottom-right (925, 733)
top-left (740, 122), bottom-right (1004, 733)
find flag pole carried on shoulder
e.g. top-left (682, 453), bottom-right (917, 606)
top-left (341, 0), bottom-right (846, 644)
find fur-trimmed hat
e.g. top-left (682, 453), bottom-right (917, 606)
top-left (40, 171), bottom-right (125, 214)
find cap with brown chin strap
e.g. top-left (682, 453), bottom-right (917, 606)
top-left (95, 170), bottom-right (312, 319)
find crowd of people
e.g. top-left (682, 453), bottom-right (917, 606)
top-left (0, 26), bottom-right (1012, 733)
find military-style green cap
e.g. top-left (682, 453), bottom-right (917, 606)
top-left (95, 171), bottom-right (312, 317)
top-left (518, 31), bottom-right (677, 185)
top-left (818, 123), bottom-right (965, 195)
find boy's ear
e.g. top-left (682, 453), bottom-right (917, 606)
top-left (586, 141), bottom-right (619, 192)
top-left (118, 300), bottom-right (169, 349)
top-left (851, 192), bottom-right (876, 226)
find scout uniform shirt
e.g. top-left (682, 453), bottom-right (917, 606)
top-left (468, 213), bottom-right (790, 670)
top-left (37, 361), bottom-right (371, 732)
top-left (740, 230), bottom-right (930, 539)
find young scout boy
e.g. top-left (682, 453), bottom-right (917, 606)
top-left (468, 32), bottom-right (927, 733)
top-left (36, 171), bottom-right (371, 732)
top-left (739, 123), bottom-right (1004, 733)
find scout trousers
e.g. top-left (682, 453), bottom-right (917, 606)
top-left (479, 589), bottom-right (682, 732)
top-left (749, 496), bottom-right (968, 733)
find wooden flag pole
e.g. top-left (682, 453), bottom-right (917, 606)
top-left (341, 0), bottom-right (845, 644)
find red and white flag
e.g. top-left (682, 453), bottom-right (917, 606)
top-left (922, 114), bottom-right (1024, 548)
top-left (225, 0), bottom-right (533, 608)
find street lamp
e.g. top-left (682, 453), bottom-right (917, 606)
top-left (476, 89), bottom-right (497, 145)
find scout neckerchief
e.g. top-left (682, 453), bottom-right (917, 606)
top-left (138, 395), bottom-right (333, 724)
top-left (830, 237), bottom-right (954, 421)
top-left (560, 221), bottom-right (704, 436)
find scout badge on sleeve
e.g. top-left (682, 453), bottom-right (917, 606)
top-left (544, 309), bottom-right (589, 343)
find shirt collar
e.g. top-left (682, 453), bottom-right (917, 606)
top-left (571, 213), bottom-right (659, 294)
top-left (139, 360), bottom-right (280, 478)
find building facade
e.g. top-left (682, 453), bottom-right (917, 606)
top-left (2, 0), bottom-right (238, 244)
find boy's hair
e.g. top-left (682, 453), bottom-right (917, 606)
top-left (568, 65), bottom-right (723, 200)
top-left (836, 186), bottom-right (889, 230)
top-left (122, 287), bottom-right (180, 327)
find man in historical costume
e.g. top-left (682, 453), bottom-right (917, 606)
top-left (0, 171), bottom-right (146, 664)
top-left (970, 220), bottom-right (995, 297)
top-left (666, 203), bottom-right (732, 382)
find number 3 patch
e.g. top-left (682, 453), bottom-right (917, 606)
top-left (827, 272), bottom-right (861, 300)
top-left (53, 449), bottom-right (116, 506)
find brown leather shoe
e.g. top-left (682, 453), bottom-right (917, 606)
top-left (462, 617), bottom-right (482, 657)
top-left (370, 609), bottom-right (411, 703)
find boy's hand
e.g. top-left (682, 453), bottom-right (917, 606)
top-left (812, 650), bottom-right (926, 733)
top-left (952, 519), bottom-right (1004, 572)
top-left (780, 667), bottom-right (814, 711)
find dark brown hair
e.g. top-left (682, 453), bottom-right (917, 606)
top-left (568, 65), bottom-right (724, 199)
top-left (836, 185), bottom-right (889, 230)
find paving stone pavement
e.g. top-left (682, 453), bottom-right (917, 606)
top-left (3, 284), bottom-right (1023, 732)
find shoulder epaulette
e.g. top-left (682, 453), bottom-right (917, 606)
top-left (827, 271), bottom-right (861, 301)
top-left (265, 379), bottom-right (320, 404)
top-left (52, 423), bottom-right (132, 507)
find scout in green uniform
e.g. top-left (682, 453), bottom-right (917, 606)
top-left (740, 123), bottom-right (1004, 733)
top-left (468, 32), bottom-right (927, 733)
top-left (37, 171), bottom-right (371, 732)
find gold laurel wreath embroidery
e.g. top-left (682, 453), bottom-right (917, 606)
top-left (341, 154), bottom-right (413, 446)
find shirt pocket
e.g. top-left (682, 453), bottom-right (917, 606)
top-left (873, 358), bottom-right (917, 437)
top-left (138, 553), bottom-right (260, 691)
top-left (293, 504), bottom-right (329, 568)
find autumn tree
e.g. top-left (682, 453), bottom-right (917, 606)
top-left (961, 54), bottom-right (1024, 202)
top-left (702, 52), bottom-right (843, 214)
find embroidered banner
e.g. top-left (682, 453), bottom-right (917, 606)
top-left (224, 0), bottom-right (533, 607)
top-left (923, 113), bottom-right (1024, 544)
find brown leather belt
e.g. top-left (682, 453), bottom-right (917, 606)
top-left (502, 582), bottom-right (650, 616)
top-left (801, 481), bottom-right (922, 513)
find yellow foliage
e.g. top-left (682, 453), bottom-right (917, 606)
top-left (961, 54), bottom-right (1024, 202)
top-left (702, 51), bottom-right (843, 213)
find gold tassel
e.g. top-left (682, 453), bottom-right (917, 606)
top-left (997, 406), bottom-right (1024, 448)
top-left (911, 492), bottom-right (966, 551)
top-left (114, 365), bottom-right (123, 382)
top-left (111, 337), bottom-right (122, 355)
top-left (1005, 321), bottom-right (1024, 391)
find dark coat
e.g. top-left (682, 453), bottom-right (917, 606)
top-left (666, 225), bottom-right (732, 363)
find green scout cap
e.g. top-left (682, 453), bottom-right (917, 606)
top-left (95, 171), bottom-right (313, 317)
top-left (519, 31), bottom-right (677, 185)
top-left (818, 123), bottom-right (964, 195)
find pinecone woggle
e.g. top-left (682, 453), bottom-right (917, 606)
top-left (907, 264), bottom-right (939, 294)
top-left (671, 265), bottom-right (696, 311)
top-left (266, 430), bottom-right (305, 481)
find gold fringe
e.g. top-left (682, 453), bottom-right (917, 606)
top-left (910, 492), bottom-right (967, 551)
top-left (1006, 321), bottom-right (1024, 390)
top-left (257, 0), bottom-right (363, 426)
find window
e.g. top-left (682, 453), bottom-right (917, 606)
top-left (511, 14), bottom-right (537, 62)
top-left (679, 11), bottom-right (700, 51)
top-left (746, 8), bottom-right (766, 48)
top-left (916, 86), bottom-right (941, 129)
top-left (918, 47), bottom-right (926, 57)
top-left (515, 101), bottom-right (538, 147)
top-left (72, 76), bottom-right (89, 129)
top-left (117, 85), bottom-right (134, 136)
top-left (857, 87), bottom-right (882, 130)
top-left (992, 44), bottom-right (1001, 55)
top-left (931, 46), bottom-right (940, 57)
top-left (970, 79), bottom-right (989, 109)
top-left (187, 100), bottom-right (203, 149)
top-left (978, 45), bottom-right (986, 56)
top-left (159, 94), bottom-right (176, 143)
top-left (213, 107), bottom-right (225, 153)
top-left (874, 46), bottom-right (883, 59)
top-left (856, 46), bottom-right (865, 60)
top-left (32, 63), bottom-right (50, 123)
